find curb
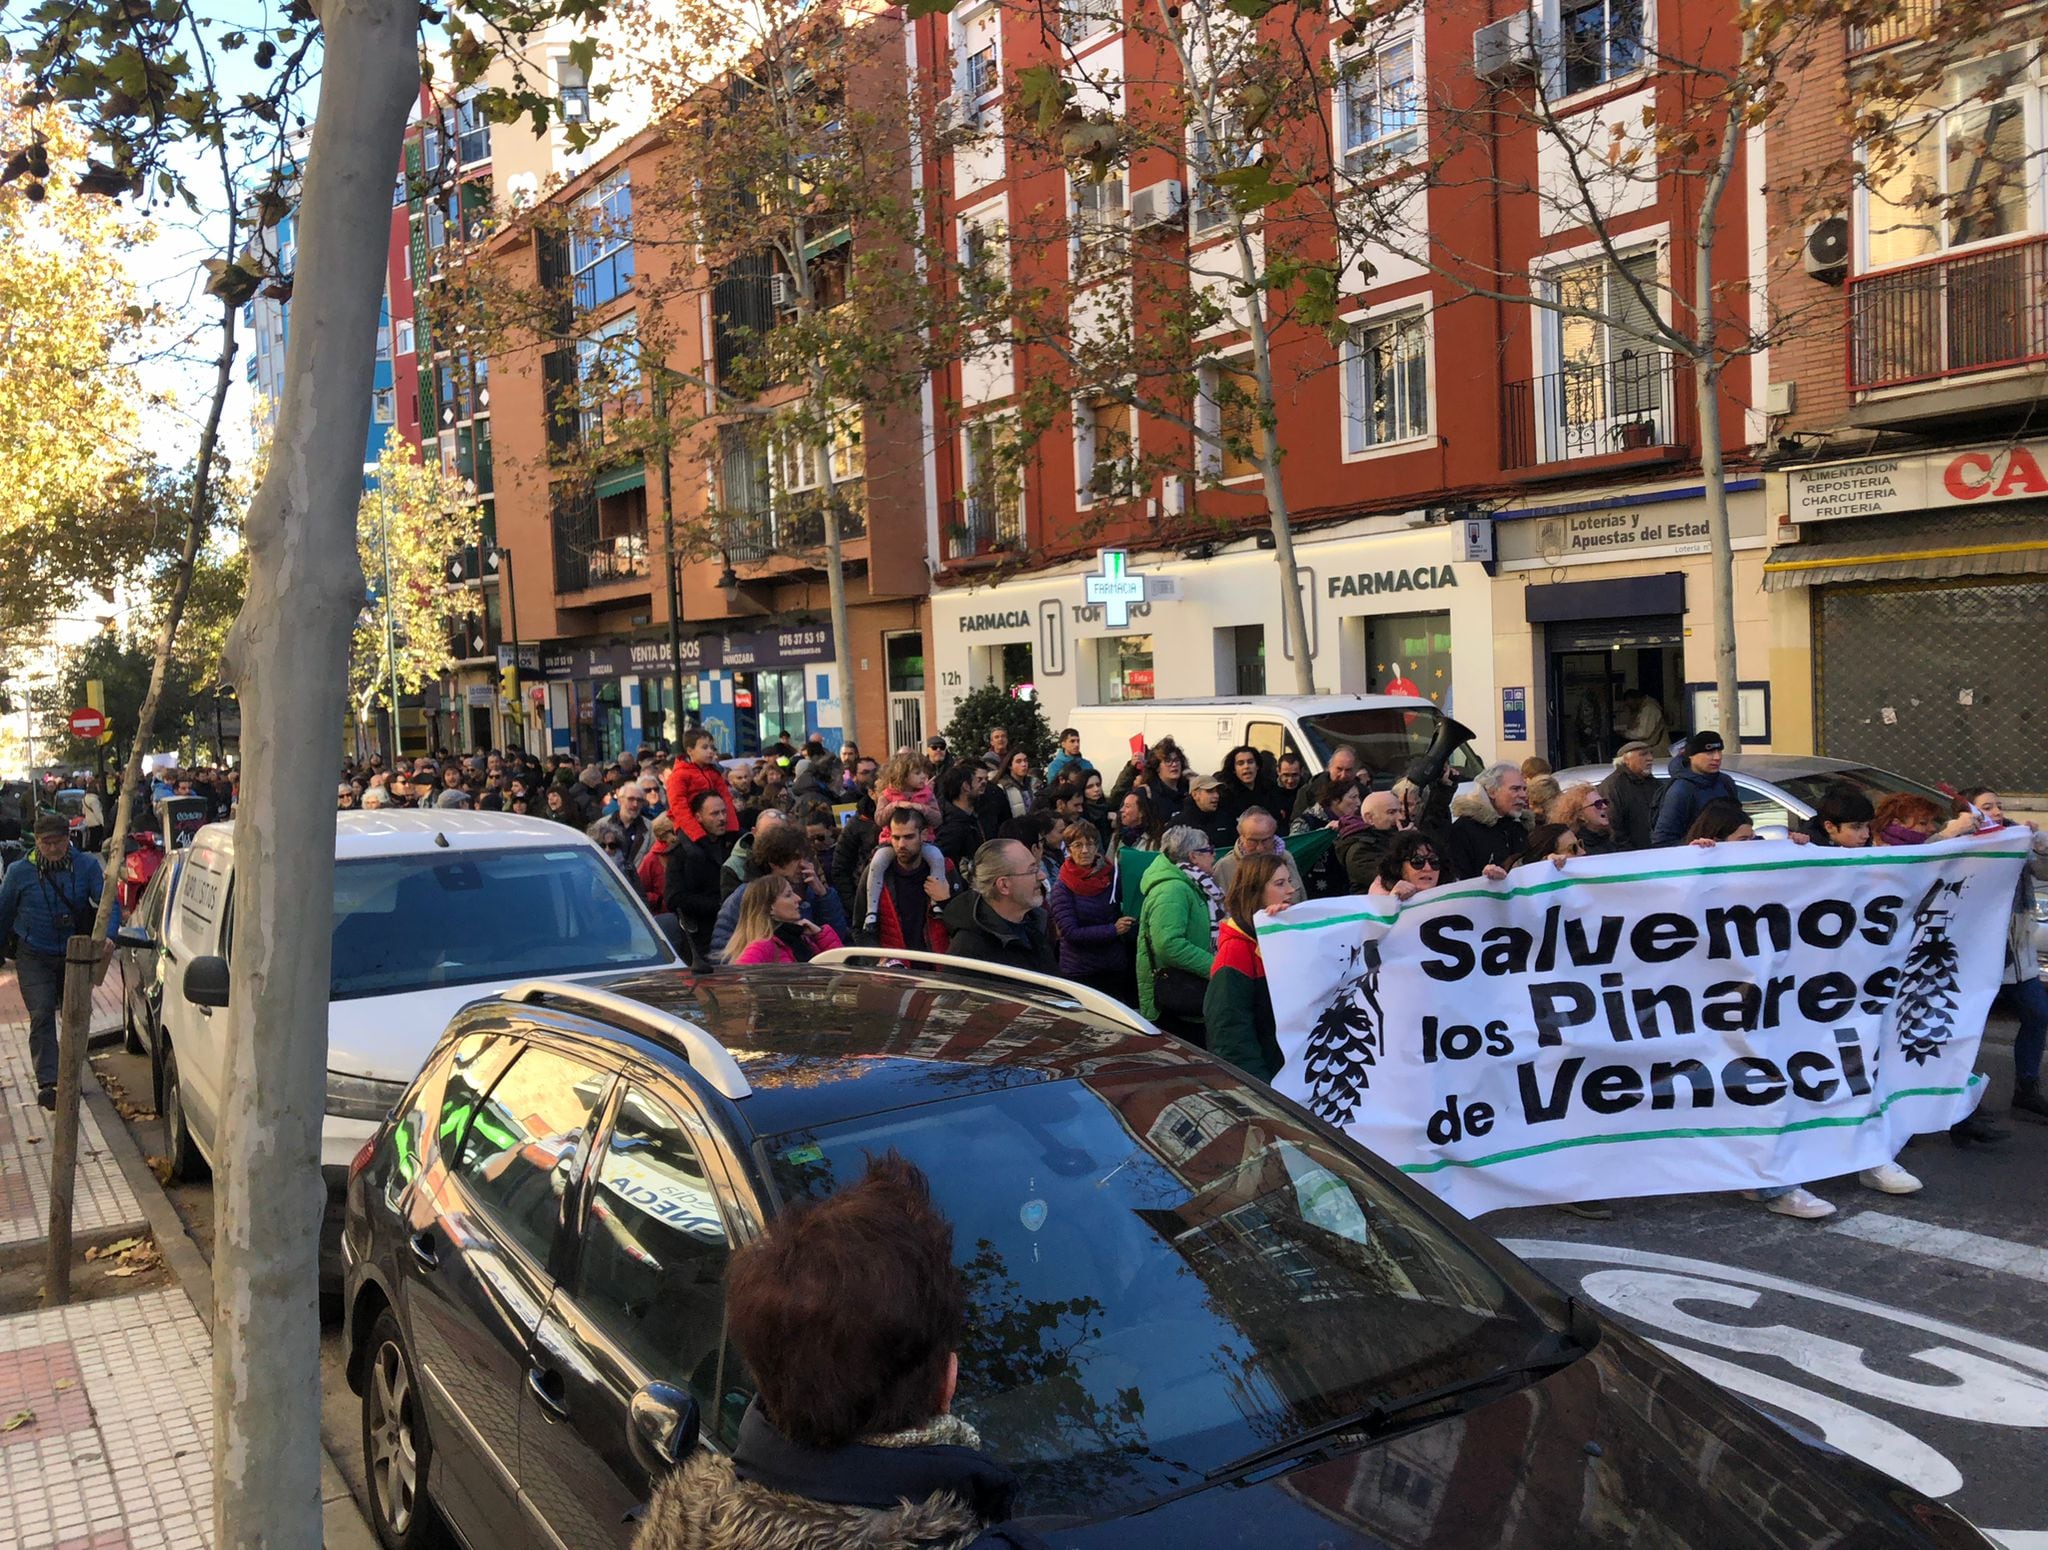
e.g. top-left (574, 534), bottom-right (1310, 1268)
top-left (83, 1082), bottom-right (382, 1550)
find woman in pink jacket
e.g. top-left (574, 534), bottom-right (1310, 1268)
top-left (724, 875), bottom-right (844, 965)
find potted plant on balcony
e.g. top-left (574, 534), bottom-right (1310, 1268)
top-left (1612, 417), bottom-right (1658, 450)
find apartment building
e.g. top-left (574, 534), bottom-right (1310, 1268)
top-left (1761, 2), bottom-right (2048, 796)
top-left (484, 15), bottom-right (937, 763)
top-left (912, 0), bottom-right (1779, 766)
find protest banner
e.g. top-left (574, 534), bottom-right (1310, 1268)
top-left (1258, 835), bottom-right (2028, 1215)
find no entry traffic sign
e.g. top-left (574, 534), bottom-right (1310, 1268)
top-left (68, 707), bottom-right (106, 740)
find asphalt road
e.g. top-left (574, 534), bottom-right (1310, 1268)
top-left (93, 1021), bottom-right (2047, 1549)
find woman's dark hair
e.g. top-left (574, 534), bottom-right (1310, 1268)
top-left (1685, 799), bottom-right (1754, 843)
top-left (749, 824), bottom-right (810, 873)
top-left (1815, 785), bottom-right (1876, 827)
top-left (1119, 787), bottom-right (1167, 844)
top-left (1218, 743), bottom-right (1263, 788)
top-left (1958, 786), bottom-right (1996, 809)
top-left (1223, 851), bottom-right (1287, 937)
top-left (725, 1153), bottom-right (964, 1450)
top-left (1376, 829), bottom-right (1444, 888)
top-left (1518, 822), bottom-right (1576, 867)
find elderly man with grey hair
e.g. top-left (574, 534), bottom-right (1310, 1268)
top-left (1213, 807), bottom-right (1306, 901)
top-left (939, 839), bottom-right (1056, 971)
top-left (1446, 762), bottom-right (1528, 881)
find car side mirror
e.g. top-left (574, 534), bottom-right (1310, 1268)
top-left (114, 924), bottom-right (157, 952)
top-left (183, 953), bottom-right (230, 1008)
top-left (628, 1382), bottom-right (699, 1477)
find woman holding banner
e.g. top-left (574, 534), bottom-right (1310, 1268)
top-left (1205, 853), bottom-right (1294, 1082)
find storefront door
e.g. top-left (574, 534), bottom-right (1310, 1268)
top-left (739, 669), bottom-right (806, 751)
top-left (1544, 617), bottom-right (1685, 767)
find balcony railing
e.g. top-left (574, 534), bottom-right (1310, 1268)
top-left (552, 483), bottom-right (652, 592)
top-left (1848, 234), bottom-right (2048, 393)
top-left (942, 494), bottom-right (1022, 561)
top-left (1849, 0), bottom-right (1935, 52)
top-left (723, 499), bottom-right (868, 564)
top-left (448, 608), bottom-right (500, 664)
top-left (1502, 350), bottom-right (1694, 470)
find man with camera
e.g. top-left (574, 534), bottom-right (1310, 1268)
top-left (0, 815), bottom-right (116, 1110)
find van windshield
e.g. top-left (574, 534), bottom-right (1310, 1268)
top-left (330, 846), bottom-right (670, 999)
top-left (1297, 708), bottom-right (1478, 786)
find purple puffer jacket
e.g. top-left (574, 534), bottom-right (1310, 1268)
top-left (1048, 867), bottom-right (1129, 979)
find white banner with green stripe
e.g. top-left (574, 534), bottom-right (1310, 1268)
top-left (1257, 835), bottom-right (2029, 1215)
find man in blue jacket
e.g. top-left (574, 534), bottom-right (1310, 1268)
top-left (1649, 730), bottom-right (1737, 847)
top-left (0, 815), bottom-right (119, 1109)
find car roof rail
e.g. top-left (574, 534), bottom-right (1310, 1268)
top-left (501, 980), bottom-right (752, 1100)
top-left (807, 948), bottom-right (1163, 1039)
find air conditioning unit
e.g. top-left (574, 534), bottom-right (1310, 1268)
top-left (1803, 216), bottom-right (1849, 285)
top-left (1160, 473), bottom-right (1189, 517)
top-left (1473, 12), bottom-right (1537, 84)
top-left (769, 272), bottom-right (798, 309)
top-left (936, 93), bottom-right (981, 135)
top-left (1130, 179), bottom-right (1185, 231)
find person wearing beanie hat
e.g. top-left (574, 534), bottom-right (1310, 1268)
top-left (1650, 729), bottom-right (1737, 847)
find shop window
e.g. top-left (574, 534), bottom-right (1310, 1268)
top-left (1366, 610), bottom-right (1452, 704)
top-left (1096, 635), bottom-right (1156, 703)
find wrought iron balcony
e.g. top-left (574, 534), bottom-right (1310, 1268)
top-left (1849, 234), bottom-right (2048, 393)
top-left (552, 482), bottom-right (652, 593)
top-left (1501, 350), bottom-right (1694, 470)
top-left (942, 494), bottom-right (1022, 561)
top-left (722, 498), bottom-right (867, 565)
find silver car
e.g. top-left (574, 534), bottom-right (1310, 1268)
top-left (1553, 754), bottom-right (2048, 969)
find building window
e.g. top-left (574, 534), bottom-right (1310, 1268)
top-left (1544, 249), bottom-right (1669, 458)
top-left (959, 208), bottom-right (1008, 313)
top-left (1338, 29), bottom-right (1421, 168)
top-left (449, 95), bottom-right (492, 165)
top-left (1343, 310), bottom-right (1428, 454)
top-left (1097, 635), bottom-right (1156, 703)
top-left (954, 418), bottom-right (1019, 554)
top-left (373, 388), bottom-right (396, 424)
top-left (1197, 360), bottom-right (1262, 481)
top-left (963, 41), bottom-right (999, 102)
top-left (1558, 0), bottom-right (1644, 96)
top-left (571, 172), bottom-right (635, 312)
top-left (1862, 54), bottom-right (2036, 267)
top-left (1190, 110), bottom-right (1253, 235)
top-left (574, 313), bottom-right (640, 443)
top-left (1073, 174), bottom-right (1127, 275)
top-left (1062, 0), bottom-right (1118, 44)
top-left (558, 59), bottom-right (591, 124)
top-left (394, 319), bottom-right (415, 356)
top-left (1076, 395), bottom-right (1136, 504)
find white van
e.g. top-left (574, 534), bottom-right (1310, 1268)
top-left (1062, 695), bottom-right (1480, 787)
top-left (132, 810), bottom-right (681, 1278)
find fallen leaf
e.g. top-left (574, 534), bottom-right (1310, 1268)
top-left (146, 1157), bottom-right (173, 1184)
top-left (2, 1411), bottom-right (33, 1432)
top-left (53, 1380), bottom-right (73, 1392)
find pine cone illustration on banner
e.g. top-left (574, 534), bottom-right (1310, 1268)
top-left (1894, 878), bottom-right (1966, 1067)
top-left (1303, 939), bottom-right (1385, 1126)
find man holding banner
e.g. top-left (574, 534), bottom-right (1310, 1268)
top-left (1260, 830), bottom-right (2029, 1220)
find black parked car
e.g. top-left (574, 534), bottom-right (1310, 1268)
top-left (340, 952), bottom-right (1993, 1550)
top-left (115, 848), bottom-right (184, 1061)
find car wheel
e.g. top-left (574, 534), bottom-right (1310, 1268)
top-left (158, 1041), bottom-right (207, 1182)
top-left (362, 1310), bottom-right (440, 1550)
top-left (123, 1000), bottom-right (146, 1056)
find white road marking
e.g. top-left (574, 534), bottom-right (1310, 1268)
top-left (1828, 1211), bottom-right (2048, 1286)
top-left (1644, 1339), bottom-right (1963, 1498)
top-left (1502, 1239), bottom-right (2048, 1379)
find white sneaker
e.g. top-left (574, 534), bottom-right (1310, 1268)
top-left (1750, 1187), bottom-right (1837, 1220)
top-left (1858, 1163), bottom-right (1923, 1195)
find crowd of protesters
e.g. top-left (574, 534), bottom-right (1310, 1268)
top-left (321, 718), bottom-right (2048, 1225)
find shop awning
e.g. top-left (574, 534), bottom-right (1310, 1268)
top-left (1762, 524), bottom-right (2048, 591)
top-left (593, 466), bottom-right (646, 501)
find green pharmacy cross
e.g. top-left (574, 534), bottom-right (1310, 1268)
top-left (1084, 548), bottom-right (1149, 628)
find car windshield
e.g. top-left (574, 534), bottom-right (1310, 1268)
top-left (1775, 765), bottom-right (1952, 814)
top-left (767, 1072), bottom-right (1550, 1516)
top-left (329, 846), bottom-right (669, 999)
top-left (1296, 709), bottom-right (1479, 787)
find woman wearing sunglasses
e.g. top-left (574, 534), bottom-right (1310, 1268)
top-left (1547, 783), bottom-right (1616, 855)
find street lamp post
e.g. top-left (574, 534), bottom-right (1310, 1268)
top-left (499, 544), bottom-right (524, 753)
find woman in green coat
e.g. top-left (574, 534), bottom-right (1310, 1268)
top-left (1137, 826), bottom-right (1222, 1042)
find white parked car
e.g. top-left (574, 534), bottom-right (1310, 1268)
top-left (123, 810), bottom-right (682, 1282)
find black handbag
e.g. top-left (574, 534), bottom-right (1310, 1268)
top-left (1152, 964), bottom-right (1208, 1019)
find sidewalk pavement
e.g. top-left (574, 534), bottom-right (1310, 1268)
top-left (0, 1008), bottom-right (377, 1550)
top-left (0, 965), bottom-right (127, 1049)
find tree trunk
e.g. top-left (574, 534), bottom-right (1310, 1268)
top-left (1697, 359), bottom-right (1739, 763)
top-left (44, 296), bottom-right (239, 1303)
top-left (1239, 273), bottom-right (1316, 696)
top-left (210, 4), bottom-right (418, 1547)
top-left (822, 503), bottom-right (858, 747)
